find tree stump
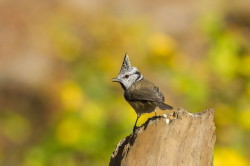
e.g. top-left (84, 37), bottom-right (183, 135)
top-left (109, 108), bottom-right (216, 166)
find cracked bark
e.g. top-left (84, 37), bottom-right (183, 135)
top-left (109, 108), bottom-right (216, 166)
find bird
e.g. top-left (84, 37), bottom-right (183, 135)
top-left (112, 53), bottom-right (173, 131)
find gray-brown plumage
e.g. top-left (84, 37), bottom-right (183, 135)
top-left (113, 54), bottom-right (173, 131)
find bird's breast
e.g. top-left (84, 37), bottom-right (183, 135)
top-left (127, 100), bottom-right (156, 114)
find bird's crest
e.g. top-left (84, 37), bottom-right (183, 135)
top-left (120, 53), bottom-right (132, 73)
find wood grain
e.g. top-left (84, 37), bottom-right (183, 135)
top-left (109, 108), bottom-right (216, 166)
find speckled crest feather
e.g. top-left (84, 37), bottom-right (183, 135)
top-left (120, 53), bottom-right (132, 74)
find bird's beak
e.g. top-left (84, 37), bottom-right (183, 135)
top-left (112, 78), bottom-right (121, 82)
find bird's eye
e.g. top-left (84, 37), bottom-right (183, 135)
top-left (124, 75), bottom-right (129, 78)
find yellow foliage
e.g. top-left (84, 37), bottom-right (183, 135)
top-left (214, 147), bottom-right (250, 166)
top-left (246, 82), bottom-right (250, 97)
top-left (59, 80), bottom-right (84, 110)
top-left (1, 114), bottom-right (31, 144)
top-left (238, 109), bottom-right (250, 130)
top-left (238, 55), bottom-right (250, 77)
top-left (56, 119), bottom-right (82, 146)
top-left (215, 104), bottom-right (234, 126)
top-left (136, 110), bottom-right (173, 126)
top-left (148, 33), bottom-right (176, 57)
top-left (80, 101), bottom-right (105, 127)
top-left (22, 159), bottom-right (44, 166)
top-left (137, 112), bottom-right (156, 126)
top-left (47, 16), bottom-right (82, 62)
top-left (50, 154), bottom-right (78, 166)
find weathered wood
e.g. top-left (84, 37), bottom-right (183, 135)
top-left (109, 108), bottom-right (216, 166)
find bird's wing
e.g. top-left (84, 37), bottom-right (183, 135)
top-left (125, 85), bottom-right (165, 102)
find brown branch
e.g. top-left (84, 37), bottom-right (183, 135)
top-left (109, 108), bottom-right (216, 166)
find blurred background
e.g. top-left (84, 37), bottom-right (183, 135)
top-left (0, 0), bottom-right (250, 165)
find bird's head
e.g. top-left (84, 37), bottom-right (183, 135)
top-left (112, 53), bottom-right (143, 90)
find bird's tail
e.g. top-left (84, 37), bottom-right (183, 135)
top-left (157, 102), bottom-right (173, 110)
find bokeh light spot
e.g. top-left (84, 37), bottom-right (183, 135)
top-left (148, 33), bottom-right (176, 57)
top-left (214, 147), bottom-right (250, 166)
top-left (238, 109), bottom-right (250, 131)
top-left (59, 80), bottom-right (84, 111)
top-left (56, 118), bottom-right (82, 146)
top-left (0, 113), bottom-right (31, 144)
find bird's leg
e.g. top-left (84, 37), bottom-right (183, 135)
top-left (133, 114), bottom-right (141, 132)
top-left (154, 111), bottom-right (157, 117)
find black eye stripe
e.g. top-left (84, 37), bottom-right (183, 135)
top-left (135, 71), bottom-right (140, 75)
